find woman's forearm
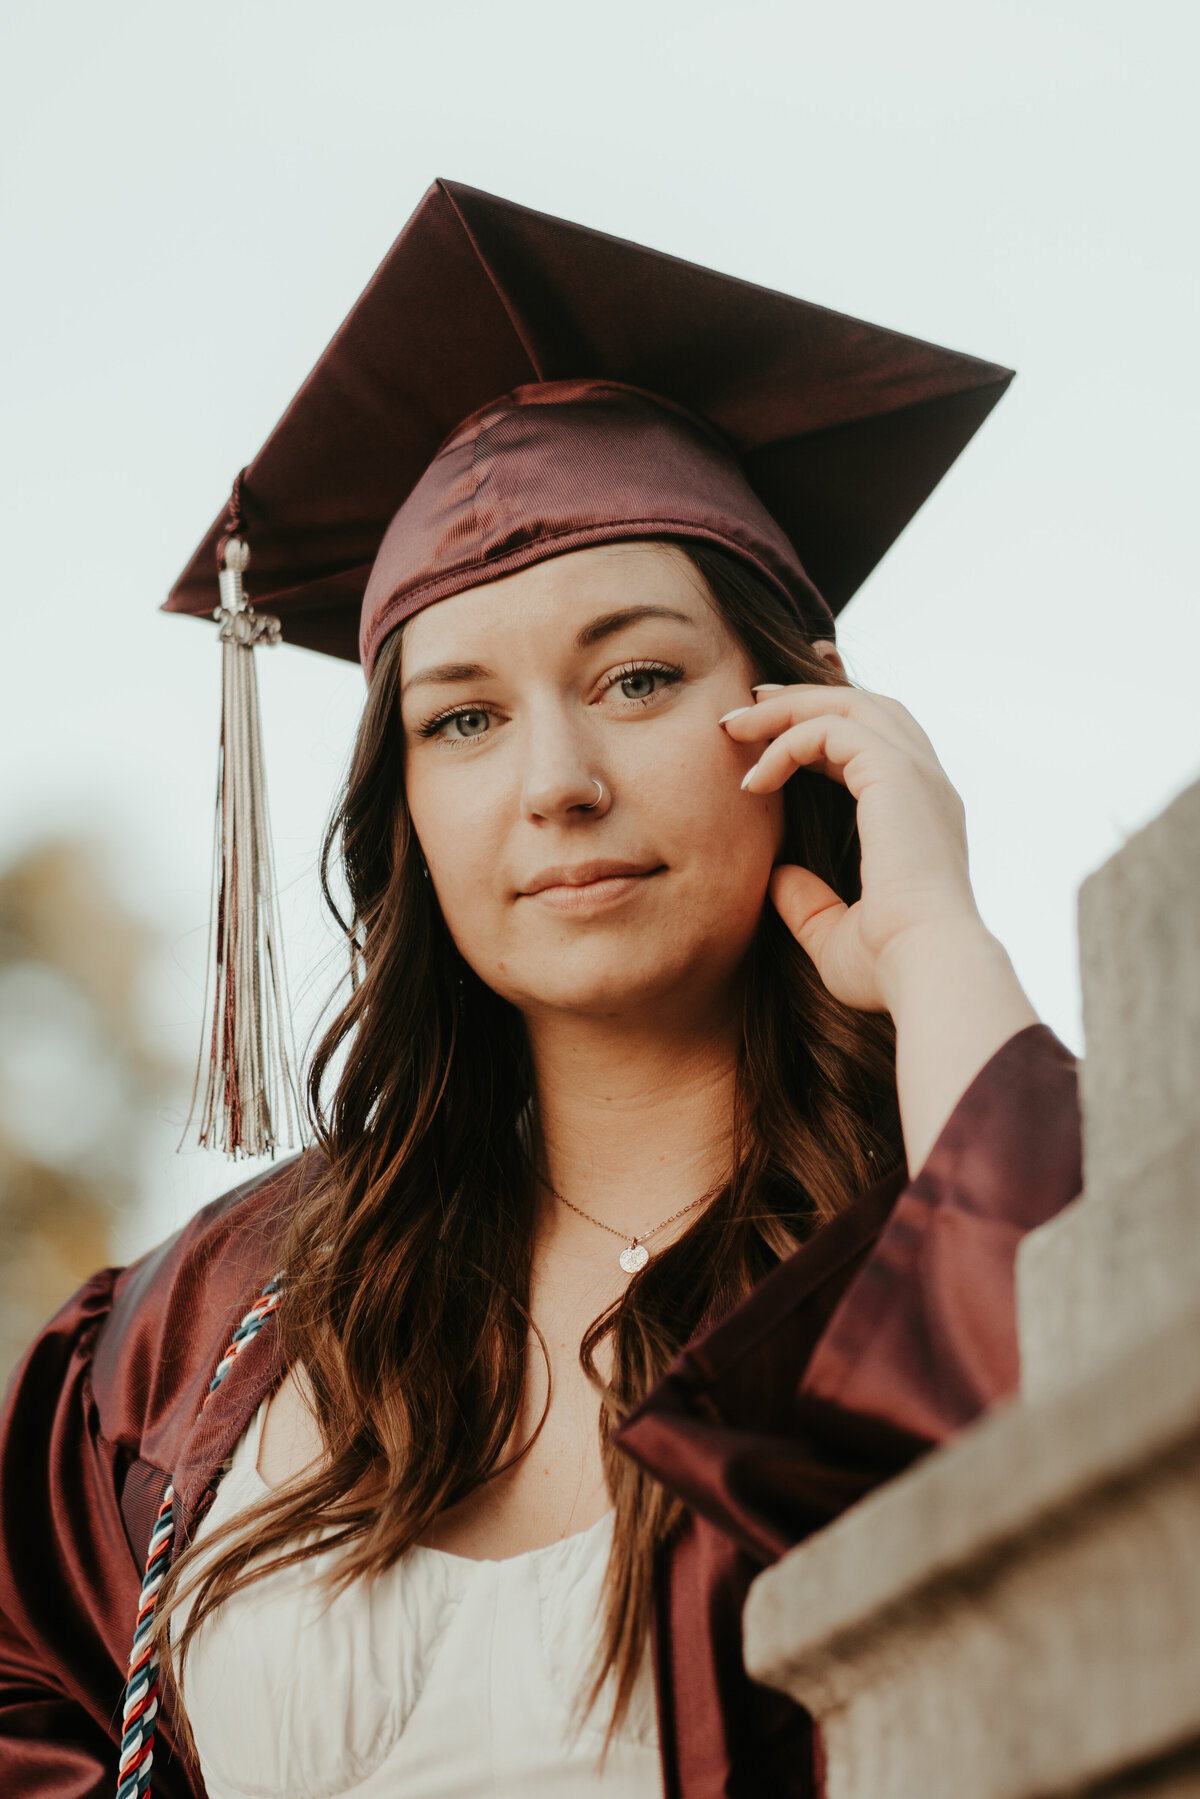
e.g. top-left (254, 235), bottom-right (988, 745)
top-left (878, 918), bottom-right (1040, 1174)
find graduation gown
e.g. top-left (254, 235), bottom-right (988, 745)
top-left (0, 1023), bottom-right (1081, 1799)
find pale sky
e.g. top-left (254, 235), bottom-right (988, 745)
top-left (2, 0), bottom-right (1197, 1257)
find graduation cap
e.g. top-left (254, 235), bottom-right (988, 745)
top-left (171, 178), bottom-right (1013, 1156)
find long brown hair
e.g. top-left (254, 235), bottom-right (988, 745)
top-left (157, 542), bottom-right (900, 1740)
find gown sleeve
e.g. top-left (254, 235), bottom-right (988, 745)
top-left (0, 1269), bottom-right (127, 1796)
top-left (0, 1154), bottom-right (305, 1799)
top-left (0, 1268), bottom-right (196, 1799)
top-left (615, 1022), bottom-right (1082, 1563)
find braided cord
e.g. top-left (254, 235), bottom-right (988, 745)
top-left (115, 1277), bottom-right (281, 1799)
top-left (203, 1279), bottom-right (281, 1402)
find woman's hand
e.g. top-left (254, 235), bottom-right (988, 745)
top-left (721, 682), bottom-right (981, 1013)
top-left (720, 681), bottom-right (1039, 1172)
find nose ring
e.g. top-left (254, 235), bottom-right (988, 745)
top-left (581, 779), bottom-right (604, 810)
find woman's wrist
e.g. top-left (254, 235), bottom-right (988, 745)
top-left (876, 912), bottom-right (1040, 1174)
top-left (876, 912), bottom-right (1019, 1025)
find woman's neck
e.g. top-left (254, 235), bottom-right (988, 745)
top-left (525, 1006), bottom-right (740, 1241)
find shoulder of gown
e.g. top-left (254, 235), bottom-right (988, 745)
top-left (0, 1149), bottom-right (319, 1798)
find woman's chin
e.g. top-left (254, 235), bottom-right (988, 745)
top-left (485, 949), bottom-right (733, 1023)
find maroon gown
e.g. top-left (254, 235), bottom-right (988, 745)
top-left (0, 1024), bottom-right (1081, 1798)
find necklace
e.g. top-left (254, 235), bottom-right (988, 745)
top-left (535, 1169), bottom-right (726, 1273)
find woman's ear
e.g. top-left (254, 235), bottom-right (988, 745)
top-left (812, 638), bottom-right (848, 680)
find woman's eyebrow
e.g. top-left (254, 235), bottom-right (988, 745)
top-left (575, 604), bottom-right (696, 647)
top-left (402, 607), bottom-right (696, 697)
top-left (401, 660), bottom-right (493, 697)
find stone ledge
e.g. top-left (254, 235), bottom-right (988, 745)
top-left (1073, 777), bottom-right (1200, 1203)
top-left (744, 1304), bottom-right (1200, 1799)
top-left (1018, 1130), bottom-right (1200, 1401)
top-left (1015, 773), bottom-right (1200, 1403)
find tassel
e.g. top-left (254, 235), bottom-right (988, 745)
top-left (184, 526), bottom-right (300, 1157)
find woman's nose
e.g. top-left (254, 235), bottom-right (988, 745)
top-left (519, 718), bottom-right (611, 822)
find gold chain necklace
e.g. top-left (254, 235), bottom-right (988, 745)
top-left (535, 1168), bottom-right (726, 1273)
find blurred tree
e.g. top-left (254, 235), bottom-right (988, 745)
top-left (0, 840), bottom-right (176, 1389)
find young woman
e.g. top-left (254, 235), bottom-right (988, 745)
top-left (0, 182), bottom-right (1082, 1799)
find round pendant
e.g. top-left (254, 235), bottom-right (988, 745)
top-left (620, 1243), bottom-right (650, 1274)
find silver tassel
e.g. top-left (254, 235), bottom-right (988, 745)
top-left (184, 536), bottom-right (300, 1157)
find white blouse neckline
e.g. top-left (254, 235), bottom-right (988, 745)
top-left (175, 1396), bottom-right (663, 1799)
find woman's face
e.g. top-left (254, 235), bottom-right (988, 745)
top-left (399, 543), bottom-right (784, 1026)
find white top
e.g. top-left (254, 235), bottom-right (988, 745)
top-left (171, 1399), bottom-right (664, 1799)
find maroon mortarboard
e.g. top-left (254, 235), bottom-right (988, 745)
top-left (167, 178), bottom-right (1011, 664)
top-left (169, 178), bottom-right (1013, 1156)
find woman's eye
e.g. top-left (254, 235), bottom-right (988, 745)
top-left (421, 707), bottom-right (492, 742)
top-left (446, 709), bottom-right (490, 739)
top-left (606, 662), bottom-right (682, 705)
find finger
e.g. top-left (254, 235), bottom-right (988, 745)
top-left (769, 865), bottom-right (847, 965)
top-left (726, 685), bottom-right (925, 751)
top-left (741, 714), bottom-right (895, 795)
top-left (721, 685), bottom-right (930, 757)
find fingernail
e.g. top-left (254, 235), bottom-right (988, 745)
top-left (718, 706), bottom-right (753, 726)
top-left (740, 763), bottom-right (760, 791)
top-left (751, 683), bottom-right (785, 693)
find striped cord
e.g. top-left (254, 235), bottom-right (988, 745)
top-left (115, 1277), bottom-right (281, 1799)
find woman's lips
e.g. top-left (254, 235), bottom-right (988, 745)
top-left (522, 869), bottom-right (662, 913)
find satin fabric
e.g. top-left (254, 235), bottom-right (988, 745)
top-left (357, 379), bottom-right (832, 674)
top-left (0, 1025), bottom-right (1081, 1798)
